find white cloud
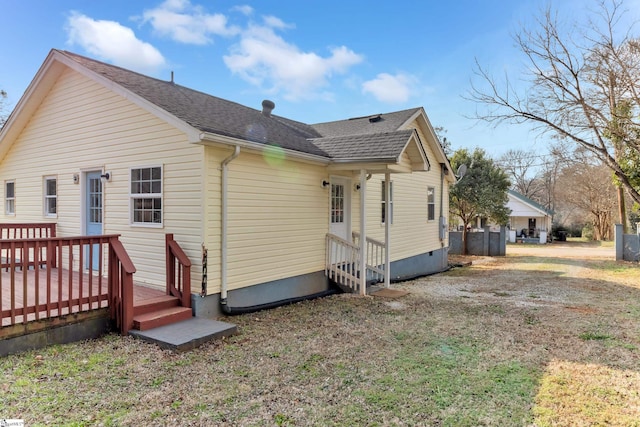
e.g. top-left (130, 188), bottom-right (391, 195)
top-left (223, 18), bottom-right (363, 101)
top-left (232, 5), bottom-right (254, 16)
top-left (362, 73), bottom-right (417, 103)
top-left (142, 0), bottom-right (239, 44)
top-left (66, 12), bottom-right (166, 75)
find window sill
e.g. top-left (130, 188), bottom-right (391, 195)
top-left (130, 222), bottom-right (164, 229)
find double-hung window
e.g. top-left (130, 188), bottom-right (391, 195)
top-left (381, 180), bottom-right (393, 224)
top-left (5, 180), bottom-right (15, 215)
top-left (427, 186), bottom-right (435, 221)
top-left (44, 176), bottom-right (57, 217)
top-left (130, 166), bottom-right (162, 225)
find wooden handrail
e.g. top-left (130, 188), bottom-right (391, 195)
top-left (0, 223), bottom-right (56, 239)
top-left (108, 238), bottom-right (136, 274)
top-left (166, 234), bottom-right (192, 309)
top-left (108, 237), bottom-right (136, 335)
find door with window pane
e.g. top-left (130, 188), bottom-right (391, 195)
top-left (329, 177), bottom-right (351, 241)
top-left (85, 171), bottom-right (102, 271)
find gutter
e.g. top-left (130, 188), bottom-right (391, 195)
top-left (220, 145), bottom-right (240, 314)
top-left (198, 132), bottom-right (330, 165)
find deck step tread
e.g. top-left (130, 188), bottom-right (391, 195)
top-left (133, 295), bottom-right (180, 316)
top-left (133, 306), bottom-right (192, 331)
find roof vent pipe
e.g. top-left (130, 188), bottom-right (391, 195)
top-left (261, 99), bottom-right (275, 117)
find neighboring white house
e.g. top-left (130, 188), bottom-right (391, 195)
top-left (507, 190), bottom-right (553, 243)
top-left (0, 49), bottom-right (455, 318)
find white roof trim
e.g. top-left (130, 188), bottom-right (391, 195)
top-left (400, 107), bottom-right (455, 182)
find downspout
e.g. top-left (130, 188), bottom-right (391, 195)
top-left (218, 144), bottom-right (338, 315)
top-left (220, 145), bottom-right (240, 314)
top-left (440, 163), bottom-right (445, 246)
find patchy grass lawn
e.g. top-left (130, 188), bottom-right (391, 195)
top-left (1, 249), bottom-right (639, 426)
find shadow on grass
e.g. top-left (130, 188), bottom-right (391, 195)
top-left (440, 254), bottom-right (640, 425)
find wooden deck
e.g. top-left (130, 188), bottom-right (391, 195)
top-left (1, 265), bottom-right (163, 327)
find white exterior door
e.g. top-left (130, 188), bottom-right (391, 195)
top-left (329, 177), bottom-right (351, 240)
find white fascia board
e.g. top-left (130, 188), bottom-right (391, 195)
top-left (401, 130), bottom-right (430, 171)
top-left (401, 107), bottom-right (455, 182)
top-left (0, 52), bottom-right (67, 161)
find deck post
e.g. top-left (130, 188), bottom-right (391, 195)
top-left (166, 233), bottom-right (173, 296)
top-left (359, 169), bottom-right (367, 296)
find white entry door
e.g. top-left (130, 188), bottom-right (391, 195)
top-left (329, 177), bottom-right (351, 241)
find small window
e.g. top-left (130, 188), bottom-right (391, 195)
top-left (130, 166), bottom-right (163, 225)
top-left (427, 186), bottom-right (435, 221)
top-left (331, 183), bottom-right (344, 224)
top-left (44, 176), bottom-right (57, 217)
top-left (381, 180), bottom-right (393, 224)
top-left (5, 180), bottom-right (15, 215)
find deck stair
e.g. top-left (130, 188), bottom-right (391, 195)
top-left (132, 295), bottom-right (192, 331)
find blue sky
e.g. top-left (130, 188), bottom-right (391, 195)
top-left (2, 0), bottom-right (638, 158)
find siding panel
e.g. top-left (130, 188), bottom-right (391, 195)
top-left (0, 68), bottom-right (205, 290)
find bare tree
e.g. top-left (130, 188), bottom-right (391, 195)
top-left (556, 158), bottom-right (617, 240)
top-left (497, 149), bottom-right (544, 200)
top-left (0, 89), bottom-right (7, 128)
top-left (468, 0), bottom-right (640, 228)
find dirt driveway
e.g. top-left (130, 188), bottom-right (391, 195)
top-left (506, 241), bottom-right (615, 259)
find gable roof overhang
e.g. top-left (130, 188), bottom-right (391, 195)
top-left (507, 190), bottom-right (554, 217)
top-left (0, 50), bottom-right (204, 163)
top-left (399, 108), bottom-right (456, 183)
top-left (316, 129), bottom-right (430, 174)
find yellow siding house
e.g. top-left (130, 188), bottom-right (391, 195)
top-left (0, 50), bottom-right (454, 318)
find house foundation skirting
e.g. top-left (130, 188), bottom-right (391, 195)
top-left (193, 248), bottom-right (449, 318)
top-left (192, 271), bottom-right (330, 319)
top-left (387, 246), bottom-right (449, 282)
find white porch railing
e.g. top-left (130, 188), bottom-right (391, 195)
top-left (325, 232), bottom-right (386, 294)
top-left (325, 234), bottom-right (362, 293)
top-left (352, 231), bottom-right (386, 284)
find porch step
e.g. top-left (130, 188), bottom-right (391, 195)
top-left (129, 317), bottom-right (238, 352)
top-left (134, 294), bottom-right (180, 316)
top-left (133, 306), bottom-right (193, 331)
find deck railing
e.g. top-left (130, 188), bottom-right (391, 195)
top-left (352, 231), bottom-right (386, 284)
top-left (325, 233), bottom-right (362, 293)
top-left (165, 234), bottom-right (191, 309)
top-left (108, 237), bottom-right (136, 335)
top-left (0, 234), bottom-right (121, 329)
top-left (0, 223), bottom-right (57, 269)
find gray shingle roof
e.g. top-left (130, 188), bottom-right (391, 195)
top-left (59, 50), bottom-right (424, 162)
top-left (311, 109), bottom-right (421, 137)
top-left (312, 130), bottom-right (415, 160)
top-left (60, 50), bottom-right (327, 157)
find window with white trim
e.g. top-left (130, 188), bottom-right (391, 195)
top-left (130, 166), bottom-right (162, 225)
top-left (44, 176), bottom-right (57, 217)
top-left (5, 180), bottom-right (15, 215)
top-left (331, 183), bottom-right (344, 224)
top-left (427, 186), bottom-right (435, 221)
top-left (381, 180), bottom-right (393, 224)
